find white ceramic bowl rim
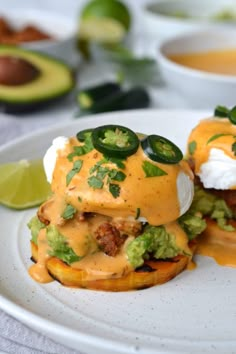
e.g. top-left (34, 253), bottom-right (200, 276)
top-left (145, 0), bottom-right (236, 24)
top-left (157, 29), bottom-right (236, 83)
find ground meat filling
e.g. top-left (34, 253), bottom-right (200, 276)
top-left (94, 222), bottom-right (128, 257)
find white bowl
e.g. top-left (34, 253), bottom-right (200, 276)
top-left (144, 0), bottom-right (236, 40)
top-left (157, 29), bottom-right (236, 109)
top-left (0, 9), bottom-right (77, 65)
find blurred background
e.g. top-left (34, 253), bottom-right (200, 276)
top-left (1, 0), bottom-right (236, 143)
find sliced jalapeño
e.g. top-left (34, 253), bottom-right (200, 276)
top-left (76, 128), bottom-right (93, 142)
top-left (214, 105), bottom-right (229, 118)
top-left (141, 135), bottom-right (183, 164)
top-left (228, 106), bottom-right (236, 124)
top-left (91, 125), bottom-right (139, 158)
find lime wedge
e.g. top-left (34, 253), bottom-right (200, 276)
top-left (0, 159), bottom-right (51, 210)
top-left (79, 18), bottom-right (127, 43)
top-left (79, 0), bottom-right (131, 43)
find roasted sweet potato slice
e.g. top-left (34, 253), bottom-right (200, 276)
top-left (31, 241), bottom-right (189, 291)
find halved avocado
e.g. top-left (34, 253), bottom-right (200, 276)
top-left (0, 45), bottom-right (75, 113)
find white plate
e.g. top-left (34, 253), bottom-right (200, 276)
top-left (0, 109), bottom-right (235, 354)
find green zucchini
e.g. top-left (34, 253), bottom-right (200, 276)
top-left (77, 82), bottom-right (121, 110)
top-left (79, 87), bottom-right (150, 115)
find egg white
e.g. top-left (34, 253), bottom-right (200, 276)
top-left (198, 148), bottom-right (236, 190)
top-left (43, 136), bottom-right (68, 183)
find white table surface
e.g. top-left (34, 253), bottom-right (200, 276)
top-left (0, 1), bottom-right (205, 353)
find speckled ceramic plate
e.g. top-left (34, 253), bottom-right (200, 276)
top-left (0, 109), bottom-right (236, 354)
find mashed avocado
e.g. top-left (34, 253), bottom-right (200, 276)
top-left (190, 186), bottom-right (235, 231)
top-left (46, 225), bottom-right (82, 265)
top-left (178, 212), bottom-right (206, 240)
top-left (27, 216), bottom-right (45, 245)
top-left (126, 212), bottom-right (206, 268)
top-left (126, 225), bottom-right (183, 268)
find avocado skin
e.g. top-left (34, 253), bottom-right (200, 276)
top-left (0, 45), bottom-right (76, 113)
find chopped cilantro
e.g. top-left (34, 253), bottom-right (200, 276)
top-left (207, 133), bottom-right (231, 144)
top-left (61, 204), bottom-right (77, 220)
top-left (88, 175), bottom-right (104, 189)
top-left (109, 183), bottom-right (120, 198)
top-left (135, 208), bottom-right (141, 220)
top-left (96, 166), bottom-right (110, 180)
top-left (66, 160), bottom-right (83, 186)
top-left (67, 135), bottom-right (93, 161)
top-left (108, 169), bottom-right (126, 182)
top-left (142, 161), bottom-right (167, 177)
top-left (90, 159), bottom-right (106, 174)
top-left (188, 141), bottom-right (197, 155)
top-left (88, 156), bottom-right (126, 197)
top-left (104, 156), bottom-right (126, 169)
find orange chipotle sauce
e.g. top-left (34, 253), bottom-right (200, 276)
top-left (169, 49), bottom-right (236, 75)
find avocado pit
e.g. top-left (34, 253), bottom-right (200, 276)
top-left (0, 56), bottom-right (40, 86)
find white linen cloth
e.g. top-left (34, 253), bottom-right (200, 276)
top-left (0, 310), bottom-right (79, 354)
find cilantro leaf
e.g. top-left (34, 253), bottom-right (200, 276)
top-left (109, 183), bottom-right (120, 198)
top-left (67, 136), bottom-right (93, 161)
top-left (61, 204), bottom-right (77, 220)
top-left (88, 176), bottom-right (104, 189)
top-left (105, 156), bottom-right (126, 169)
top-left (96, 166), bottom-right (110, 180)
top-left (207, 133), bottom-right (231, 144)
top-left (88, 157), bottom-right (126, 197)
top-left (188, 141), bottom-right (197, 155)
top-left (89, 159), bottom-right (106, 173)
top-left (142, 161), bottom-right (167, 177)
top-left (66, 160), bottom-right (83, 186)
top-left (135, 208), bottom-right (141, 220)
top-left (108, 169), bottom-right (126, 181)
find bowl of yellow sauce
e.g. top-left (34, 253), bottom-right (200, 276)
top-left (157, 29), bottom-right (236, 108)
